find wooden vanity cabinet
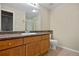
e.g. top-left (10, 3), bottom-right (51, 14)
top-left (34, 41), bottom-right (40, 56)
top-left (0, 34), bottom-right (50, 56)
top-left (40, 35), bottom-right (50, 54)
top-left (0, 45), bottom-right (25, 56)
top-left (24, 36), bottom-right (41, 56)
top-left (24, 34), bottom-right (50, 56)
top-left (0, 38), bottom-right (25, 56)
top-left (26, 41), bottom-right (40, 56)
top-left (0, 38), bottom-right (23, 50)
top-left (26, 42), bottom-right (35, 56)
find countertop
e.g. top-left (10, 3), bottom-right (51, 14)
top-left (0, 32), bottom-right (50, 40)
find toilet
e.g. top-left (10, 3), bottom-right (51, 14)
top-left (50, 39), bottom-right (58, 49)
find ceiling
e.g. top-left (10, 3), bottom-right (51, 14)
top-left (40, 3), bottom-right (54, 10)
top-left (39, 3), bottom-right (60, 10)
top-left (1, 3), bottom-right (59, 18)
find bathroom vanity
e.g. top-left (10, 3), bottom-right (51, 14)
top-left (0, 32), bottom-right (50, 56)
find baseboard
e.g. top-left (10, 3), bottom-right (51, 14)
top-left (58, 45), bottom-right (79, 53)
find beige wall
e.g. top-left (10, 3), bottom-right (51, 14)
top-left (1, 4), bottom-right (25, 31)
top-left (50, 3), bottom-right (79, 51)
top-left (37, 6), bottom-right (50, 30)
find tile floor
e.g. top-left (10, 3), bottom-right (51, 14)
top-left (45, 47), bottom-right (79, 56)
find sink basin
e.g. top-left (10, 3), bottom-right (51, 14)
top-left (21, 33), bottom-right (37, 35)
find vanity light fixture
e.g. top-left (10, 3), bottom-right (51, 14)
top-left (27, 3), bottom-right (39, 9)
top-left (32, 9), bottom-right (37, 13)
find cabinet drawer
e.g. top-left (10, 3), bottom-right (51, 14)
top-left (41, 35), bottom-right (49, 39)
top-left (0, 38), bottom-right (23, 50)
top-left (24, 36), bottom-right (41, 44)
top-left (24, 37), bottom-right (33, 44)
top-left (0, 45), bottom-right (25, 56)
top-left (33, 36), bottom-right (41, 41)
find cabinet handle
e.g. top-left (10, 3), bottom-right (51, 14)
top-left (8, 43), bottom-right (12, 46)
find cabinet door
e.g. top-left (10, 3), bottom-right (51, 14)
top-left (34, 41), bottom-right (40, 56)
top-left (25, 36), bottom-right (41, 56)
top-left (26, 43), bottom-right (35, 56)
top-left (26, 42), bottom-right (40, 56)
top-left (0, 45), bottom-right (25, 56)
top-left (40, 39), bottom-right (49, 54)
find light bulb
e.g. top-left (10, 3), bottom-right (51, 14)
top-left (32, 9), bottom-right (37, 13)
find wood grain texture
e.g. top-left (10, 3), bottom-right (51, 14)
top-left (0, 38), bottom-right (23, 50)
top-left (25, 36), bottom-right (41, 56)
top-left (0, 34), bottom-right (50, 56)
top-left (0, 45), bottom-right (25, 56)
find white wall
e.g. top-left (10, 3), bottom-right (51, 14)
top-left (50, 3), bottom-right (79, 51)
top-left (1, 4), bottom-right (25, 31)
top-left (37, 6), bottom-right (50, 30)
top-left (0, 4), bottom-right (50, 31)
